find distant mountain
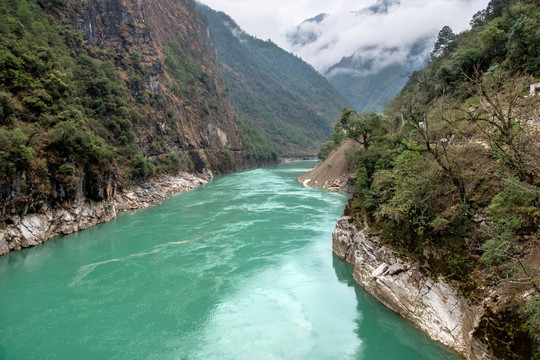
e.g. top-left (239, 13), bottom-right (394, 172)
top-left (327, 63), bottom-right (410, 113)
top-left (357, 0), bottom-right (400, 15)
top-left (287, 13), bottom-right (328, 47)
top-left (324, 37), bottom-right (432, 112)
top-left (198, 4), bottom-right (349, 156)
top-left (286, 0), bottom-right (432, 113)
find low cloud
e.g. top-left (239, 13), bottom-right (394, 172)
top-left (197, 0), bottom-right (490, 73)
top-left (324, 40), bottom-right (431, 78)
top-left (287, 0), bottom-right (490, 73)
top-left (224, 21), bottom-right (248, 43)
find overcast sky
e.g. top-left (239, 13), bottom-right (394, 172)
top-left (196, 0), bottom-right (491, 72)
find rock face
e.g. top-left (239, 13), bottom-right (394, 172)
top-left (332, 215), bottom-right (493, 359)
top-left (79, 0), bottom-right (245, 170)
top-left (0, 200), bottom-right (116, 255)
top-left (0, 173), bottom-right (206, 256)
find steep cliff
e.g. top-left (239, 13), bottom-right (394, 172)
top-left (77, 0), bottom-right (244, 170)
top-left (0, 0), bottom-right (253, 254)
top-left (332, 212), bottom-right (492, 359)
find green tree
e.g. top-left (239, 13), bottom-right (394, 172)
top-left (334, 109), bottom-right (386, 149)
top-left (47, 120), bottom-right (114, 166)
top-left (0, 91), bottom-right (17, 125)
top-left (131, 154), bottom-right (155, 180)
top-left (317, 140), bottom-right (336, 160)
top-left (430, 25), bottom-right (456, 59)
top-left (0, 127), bottom-right (34, 178)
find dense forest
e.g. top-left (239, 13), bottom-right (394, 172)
top-left (323, 0), bottom-right (540, 358)
top-left (197, 4), bottom-right (349, 157)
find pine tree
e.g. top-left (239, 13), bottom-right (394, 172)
top-left (430, 25), bottom-right (456, 59)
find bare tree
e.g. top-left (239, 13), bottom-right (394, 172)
top-left (460, 68), bottom-right (540, 185)
top-left (395, 73), bottom-right (469, 203)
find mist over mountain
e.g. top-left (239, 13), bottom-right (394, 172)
top-left (287, 13), bottom-right (329, 47)
top-left (324, 36), bottom-right (432, 112)
top-left (356, 0), bottom-right (401, 16)
top-left (286, 0), bottom-right (489, 112)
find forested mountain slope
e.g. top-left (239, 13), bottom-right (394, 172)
top-left (323, 0), bottom-right (540, 358)
top-left (0, 0), bottom-right (254, 217)
top-left (325, 51), bottom-right (427, 113)
top-left (197, 4), bottom-right (349, 157)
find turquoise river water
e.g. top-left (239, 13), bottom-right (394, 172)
top-left (0, 161), bottom-right (461, 359)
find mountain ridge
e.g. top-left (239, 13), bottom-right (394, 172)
top-left (198, 4), bottom-right (349, 156)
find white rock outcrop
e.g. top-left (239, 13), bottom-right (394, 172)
top-left (0, 200), bottom-right (116, 255)
top-left (332, 215), bottom-right (493, 360)
top-left (0, 173), bottom-right (207, 255)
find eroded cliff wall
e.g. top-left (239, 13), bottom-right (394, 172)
top-left (332, 213), bottom-right (493, 360)
top-left (78, 0), bottom-right (244, 168)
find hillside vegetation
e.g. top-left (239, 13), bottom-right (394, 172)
top-left (0, 0), bottom-right (255, 217)
top-left (0, 0), bottom-right (131, 211)
top-left (197, 4), bottom-right (349, 157)
top-left (325, 0), bottom-right (540, 358)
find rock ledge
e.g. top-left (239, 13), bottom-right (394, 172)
top-left (332, 215), bottom-right (493, 360)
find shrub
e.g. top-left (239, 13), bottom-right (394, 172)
top-left (481, 225), bottom-right (518, 266)
top-left (317, 140), bottom-right (335, 160)
top-left (489, 177), bottom-right (540, 232)
top-left (0, 91), bottom-right (18, 125)
top-left (131, 154), bottom-right (154, 180)
top-left (0, 127), bottom-right (34, 177)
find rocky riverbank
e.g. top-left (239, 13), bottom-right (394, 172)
top-left (300, 141), bottom-right (492, 357)
top-left (0, 172), bottom-right (208, 256)
top-left (114, 172), bottom-right (209, 212)
top-left (332, 214), bottom-right (492, 359)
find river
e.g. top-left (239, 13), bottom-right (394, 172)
top-left (0, 161), bottom-right (460, 359)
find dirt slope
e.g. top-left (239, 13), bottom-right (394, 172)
top-left (298, 139), bottom-right (359, 191)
